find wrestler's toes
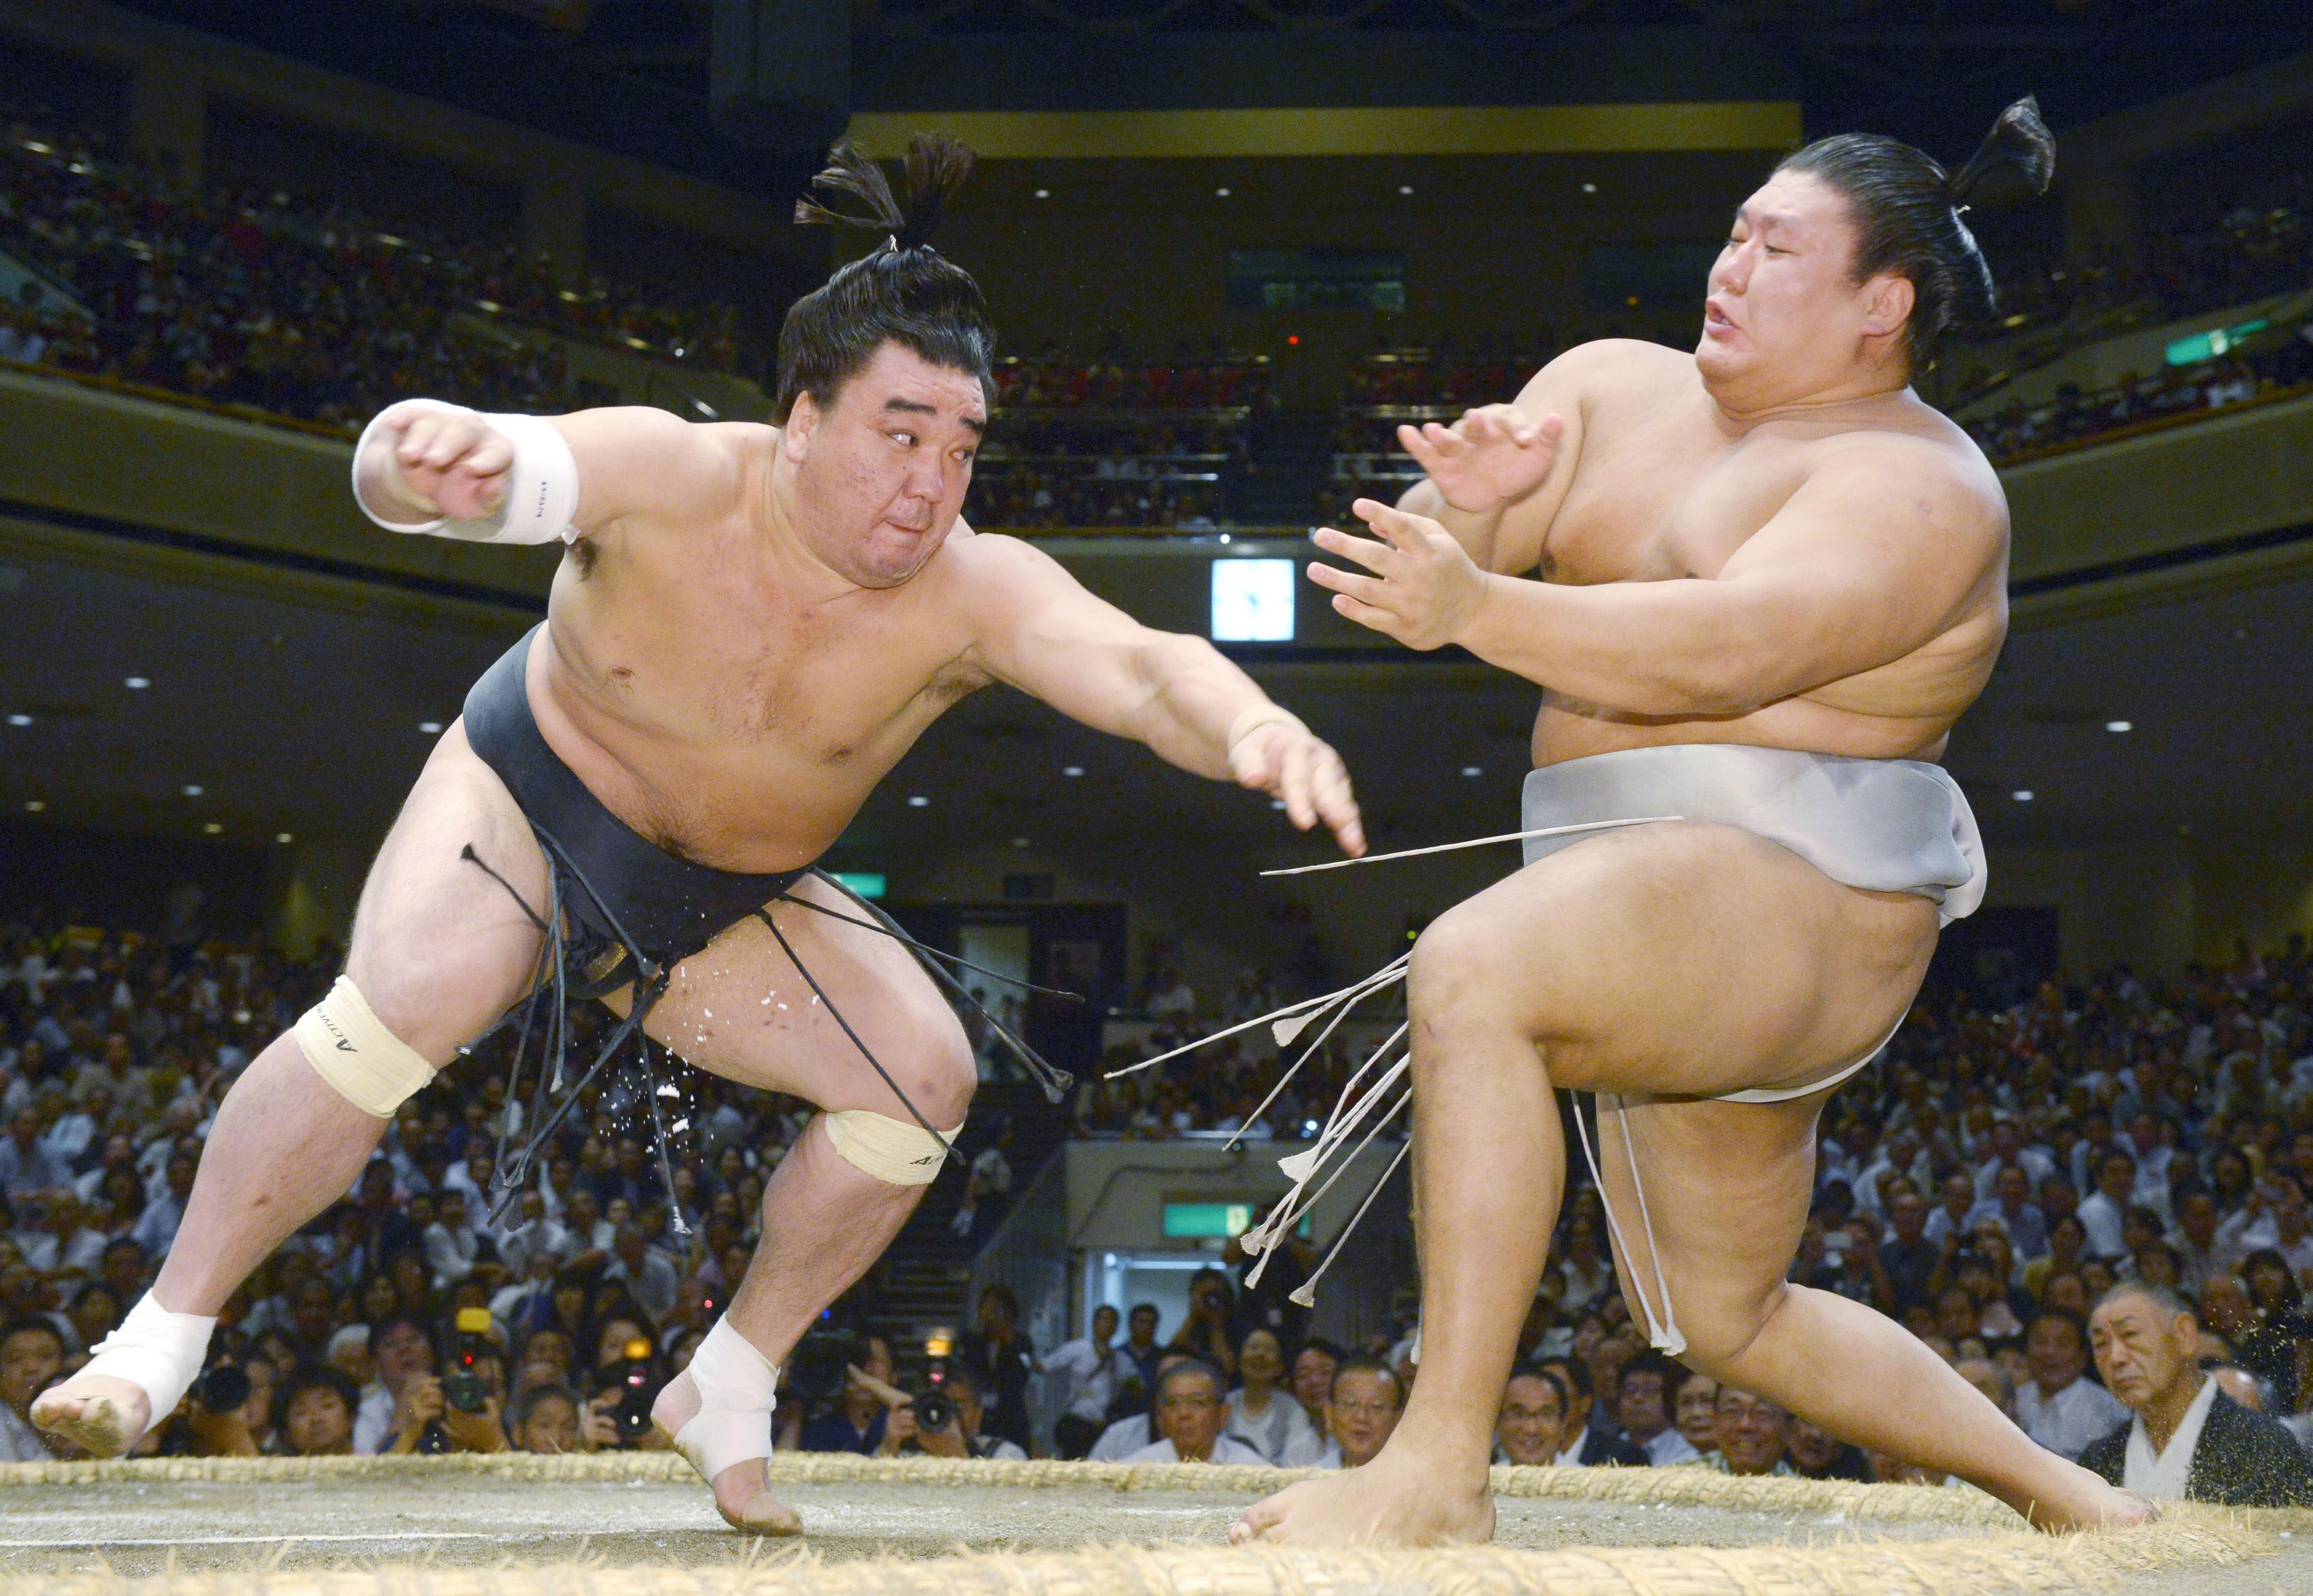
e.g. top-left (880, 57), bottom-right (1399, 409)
top-left (709, 1461), bottom-right (802, 1536)
top-left (32, 1380), bottom-right (147, 1457)
top-left (1229, 1495), bottom-right (1286, 1544)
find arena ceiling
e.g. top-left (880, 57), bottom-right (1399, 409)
top-left (3, 530), bottom-right (2310, 881)
top-left (96, 1), bottom-right (2313, 189)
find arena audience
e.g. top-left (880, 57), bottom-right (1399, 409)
top-left (6, 906), bottom-right (2313, 1474)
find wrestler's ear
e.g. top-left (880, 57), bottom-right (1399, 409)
top-left (1859, 273), bottom-right (1915, 342)
top-left (783, 391), bottom-right (822, 462)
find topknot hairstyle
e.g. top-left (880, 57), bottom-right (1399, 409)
top-left (1775, 96), bottom-right (2056, 371)
top-left (774, 133), bottom-right (995, 423)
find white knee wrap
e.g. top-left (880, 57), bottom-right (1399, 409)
top-left (82, 1293), bottom-right (217, 1425)
top-left (294, 975), bottom-right (438, 1117)
top-left (673, 1318), bottom-right (779, 1482)
top-left (821, 1108), bottom-right (962, 1186)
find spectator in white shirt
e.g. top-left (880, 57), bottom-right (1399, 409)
top-left (2014, 1307), bottom-right (2128, 1459)
top-left (604, 1223), bottom-right (680, 1323)
top-left (1044, 1305), bottom-right (1135, 1459)
top-left (2076, 1151), bottom-right (2136, 1259)
top-left (0, 1109), bottom-right (73, 1200)
top-left (1921, 1172), bottom-right (1980, 1249)
top-left (1972, 1117), bottom-right (2055, 1198)
top-left (0, 1317), bottom-right (61, 1461)
top-left (128, 1149), bottom-right (196, 1258)
top-left (423, 1189), bottom-right (483, 1286)
top-left (1122, 1359), bottom-right (1268, 1465)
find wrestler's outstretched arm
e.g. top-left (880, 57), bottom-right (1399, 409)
top-left (1311, 436), bottom-right (2006, 714)
top-left (954, 532), bottom-right (1366, 856)
top-left (353, 402), bottom-right (736, 536)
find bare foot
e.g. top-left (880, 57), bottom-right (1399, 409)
top-left (1989, 1460), bottom-right (2159, 1533)
top-left (30, 1373), bottom-right (150, 1458)
top-left (1228, 1447), bottom-right (1494, 1547)
top-left (650, 1369), bottom-right (802, 1536)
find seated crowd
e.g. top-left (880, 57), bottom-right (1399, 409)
top-left (4, 902), bottom-right (2313, 1507)
top-left (968, 356), bottom-right (1266, 531)
top-left (1960, 324), bottom-right (2313, 462)
top-left (0, 115), bottom-right (735, 435)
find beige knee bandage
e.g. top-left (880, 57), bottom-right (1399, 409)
top-left (293, 975), bottom-right (438, 1117)
top-left (821, 1108), bottom-right (962, 1186)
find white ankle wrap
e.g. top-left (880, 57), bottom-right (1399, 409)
top-left (84, 1293), bottom-right (217, 1423)
top-left (673, 1319), bottom-right (779, 1483)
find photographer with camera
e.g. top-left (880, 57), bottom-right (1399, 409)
top-left (875, 1364), bottom-right (1026, 1461)
top-left (178, 1355), bottom-right (263, 1457)
top-left (368, 1310), bottom-right (509, 1455)
top-left (585, 1333), bottom-right (673, 1451)
top-left (796, 1334), bottom-right (901, 1455)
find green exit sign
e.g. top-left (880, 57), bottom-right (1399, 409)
top-left (1163, 1202), bottom-right (1254, 1239)
top-left (2166, 318), bottom-right (2268, 366)
top-left (831, 872), bottom-right (887, 899)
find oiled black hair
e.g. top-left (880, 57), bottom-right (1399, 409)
top-left (775, 135), bottom-right (994, 423)
top-left (1776, 97), bottom-right (2057, 370)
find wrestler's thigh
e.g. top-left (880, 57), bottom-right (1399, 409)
top-left (1596, 1092), bottom-right (1821, 1366)
top-left (639, 875), bottom-right (975, 1124)
top-left (1415, 820), bottom-right (1936, 1098)
top-left (343, 718), bottom-right (549, 1063)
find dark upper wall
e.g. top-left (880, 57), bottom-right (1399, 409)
top-left (851, 27), bottom-right (1799, 114)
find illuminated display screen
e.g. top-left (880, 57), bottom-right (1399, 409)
top-left (831, 872), bottom-right (887, 899)
top-left (1210, 558), bottom-right (1295, 642)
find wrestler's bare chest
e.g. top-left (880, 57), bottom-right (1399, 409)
top-left (1530, 372), bottom-right (1995, 763)
top-left (1544, 389), bottom-right (1810, 587)
top-left (527, 536), bottom-right (982, 871)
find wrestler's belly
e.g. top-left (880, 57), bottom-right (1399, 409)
top-left (1530, 693), bottom-right (1955, 769)
top-left (526, 662), bottom-right (915, 875)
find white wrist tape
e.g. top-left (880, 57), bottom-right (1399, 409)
top-left (1226, 703), bottom-right (1307, 753)
top-left (294, 975), bottom-right (438, 1117)
top-left (822, 1108), bottom-right (962, 1186)
top-left (82, 1293), bottom-right (217, 1425)
top-left (351, 400), bottom-right (579, 545)
top-left (672, 1318), bottom-right (780, 1481)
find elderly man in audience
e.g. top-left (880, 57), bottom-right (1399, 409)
top-left (1697, 1386), bottom-right (1798, 1478)
top-left (1123, 1359), bottom-right (1268, 1465)
top-left (2079, 1281), bottom-right (2313, 1505)
top-left (2014, 1307), bottom-right (2128, 1460)
top-left (1493, 1365), bottom-right (1570, 1466)
top-left (1314, 1356), bottom-right (1404, 1470)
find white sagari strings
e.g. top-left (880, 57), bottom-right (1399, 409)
top-left (1106, 813), bottom-right (1683, 1307)
top-left (1259, 815), bottom-right (1681, 877)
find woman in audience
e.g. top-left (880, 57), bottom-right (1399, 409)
top-left (1225, 1328), bottom-right (1323, 1467)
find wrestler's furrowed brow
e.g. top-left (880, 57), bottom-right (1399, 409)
top-left (881, 398), bottom-right (985, 436)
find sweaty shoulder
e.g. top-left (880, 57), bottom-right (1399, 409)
top-left (1513, 338), bottom-right (1692, 416)
top-left (1818, 406), bottom-right (2009, 543)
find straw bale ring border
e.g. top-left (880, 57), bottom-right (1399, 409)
top-left (0, 1452), bottom-right (2301, 1596)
